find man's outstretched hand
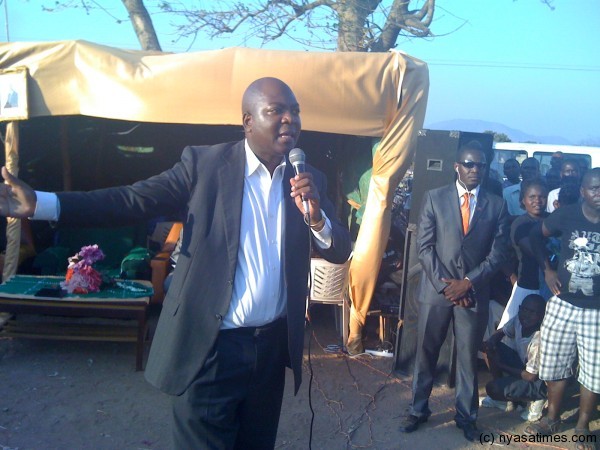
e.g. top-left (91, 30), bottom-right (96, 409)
top-left (0, 166), bottom-right (37, 218)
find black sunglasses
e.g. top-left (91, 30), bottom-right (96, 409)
top-left (457, 160), bottom-right (487, 170)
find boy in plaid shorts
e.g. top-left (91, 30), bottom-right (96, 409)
top-left (527, 169), bottom-right (600, 447)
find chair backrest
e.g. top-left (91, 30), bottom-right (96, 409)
top-left (148, 221), bottom-right (177, 251)
top-left (310, 258), bottom-right (350, 303)
top-left (162, 222), bottom-right (183, 254)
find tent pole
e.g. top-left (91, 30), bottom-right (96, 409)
top-left (2, 121), bottom-right (21, 280)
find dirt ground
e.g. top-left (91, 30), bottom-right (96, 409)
top-left (0, 305), bottom-right (598, 450)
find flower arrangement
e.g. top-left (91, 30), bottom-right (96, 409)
top-left (61, 245), bottom-right (105, 294)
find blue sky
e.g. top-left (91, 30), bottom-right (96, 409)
top-left (3, 0), bottom-right (599, 144)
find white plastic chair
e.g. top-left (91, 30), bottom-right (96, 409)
top-left (309, 257), bottom-right (351, 346)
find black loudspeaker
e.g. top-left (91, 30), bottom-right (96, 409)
top-left (394, 129), bottom-right (493, 385)
top-left (408, 130), bottom-right (494, 225)
top-left (393, 226), bottom-right (456, 386)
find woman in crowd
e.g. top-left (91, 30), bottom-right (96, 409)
top-left (498, 179), bottom-right (550, 328)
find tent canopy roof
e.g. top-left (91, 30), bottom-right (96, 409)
top-left (0, 40), bottom-right (427, 137)
top-left (0, 40), bottom-right (430, 318)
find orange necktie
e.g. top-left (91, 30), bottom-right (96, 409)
top-left (461, 192), bottom-right (471, 235)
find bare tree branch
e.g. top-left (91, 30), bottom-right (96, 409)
top-left (42, 0), bottom-right (556, 53)
top-left (371, 0), bottom-right (434, 51)
top-left (163, 0), bottom-right (438, 52)
top-left (540, 0), bottom-right (555, 11)
top-left (42, 0), bottom-right (162, 51)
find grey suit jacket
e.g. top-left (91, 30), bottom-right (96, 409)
top-left (57, 140), bottom-right (351, 395)
top-left (416, 183), bottom-right (509, 308)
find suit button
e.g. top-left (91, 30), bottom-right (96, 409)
top-left (215, 314), bottom-right (223, 321)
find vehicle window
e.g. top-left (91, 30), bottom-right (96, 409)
top-left (533, 151), bottom-right (591, 176)
top-left (491, 149), bottom-right (528, 179)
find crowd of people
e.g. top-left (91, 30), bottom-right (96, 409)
top-left (399, 144), bottom-right (598, 450)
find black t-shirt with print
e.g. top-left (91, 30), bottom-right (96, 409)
top-left (544, 203), bottom-right (600, 309)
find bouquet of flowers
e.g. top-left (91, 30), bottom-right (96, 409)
top-left (61, 245), bottom-right (105, 294)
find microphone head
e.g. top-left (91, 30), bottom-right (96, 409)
top-left (288, 148), bottom-right (305, 166)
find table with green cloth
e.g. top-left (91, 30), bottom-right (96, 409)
top-left (0, 275), bottom-right (153, 370)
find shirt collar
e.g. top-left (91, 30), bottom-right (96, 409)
top-left (456, 180), bottom-right (480, 198)
top-left (244, 139), bottom-right (286, 176)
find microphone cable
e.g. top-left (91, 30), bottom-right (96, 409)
top-left (289, 148), bottom-right (317, 448)
top-left (304, 210), bottom-right (316, 450)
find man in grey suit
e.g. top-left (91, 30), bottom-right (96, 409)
top-left (399, 141), bottom-right (509, 441)
top-left (0, 77), bottom-right (351, 449)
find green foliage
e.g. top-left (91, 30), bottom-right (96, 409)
top-left (484, 130), bottom-right (512, 143)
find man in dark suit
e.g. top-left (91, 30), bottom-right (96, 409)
top-left (399, 141), bottom-right (509, 441)
top-left (0, 77), bottom-right (351, 449)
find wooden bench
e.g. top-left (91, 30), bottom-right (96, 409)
top-left (0, 275), bottom-right (152, 370)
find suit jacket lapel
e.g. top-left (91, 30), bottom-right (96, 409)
top-left (218, 141), bottom-right (245, 282)
top-left (468, 189), bottom-right (488, 233)
top-left (282, 157), bottom-right (312, 304)
top-left (283, 159), bottom-right (303, 267)
top-left (444, 185), bottom-right (465, 239)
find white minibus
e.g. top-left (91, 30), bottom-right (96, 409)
top-left (492, 142), bottom-right (600, 176)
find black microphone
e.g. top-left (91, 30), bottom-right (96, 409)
top-left (289, 148), bottom-right (310, 217)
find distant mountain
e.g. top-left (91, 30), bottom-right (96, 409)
top-left (424, 119), bottom-right (573, 145)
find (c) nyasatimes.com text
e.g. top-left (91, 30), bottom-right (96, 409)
top-left (479, 431), bottom-right (597, 446)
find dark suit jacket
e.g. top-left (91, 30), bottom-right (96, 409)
top-left (57, 140), bottom-right (351, 395)
top-left (416, 184), bottom-right (509, 308)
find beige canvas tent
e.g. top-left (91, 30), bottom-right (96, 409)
top-left (0, 40), bottom-right (428, 340)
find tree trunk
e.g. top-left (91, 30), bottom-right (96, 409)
top-left (121, 0), bottom-right (162, 51)
top-left (334, 0), bottom-right (380, 52)
top-left (372, 0), bottom-right (435, 52)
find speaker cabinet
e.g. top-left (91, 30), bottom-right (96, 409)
top-left (393, 226), bottom-right (456, 386)
top-left (408, 130), bottom-right (494, 225)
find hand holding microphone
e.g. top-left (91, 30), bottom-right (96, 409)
top-left (289, 148), bottom-right (310, 217)
top-left (289, 148), bottom-right (323, 229)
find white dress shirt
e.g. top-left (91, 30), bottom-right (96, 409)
top-left (456, 180), bottom-right (480, 224)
